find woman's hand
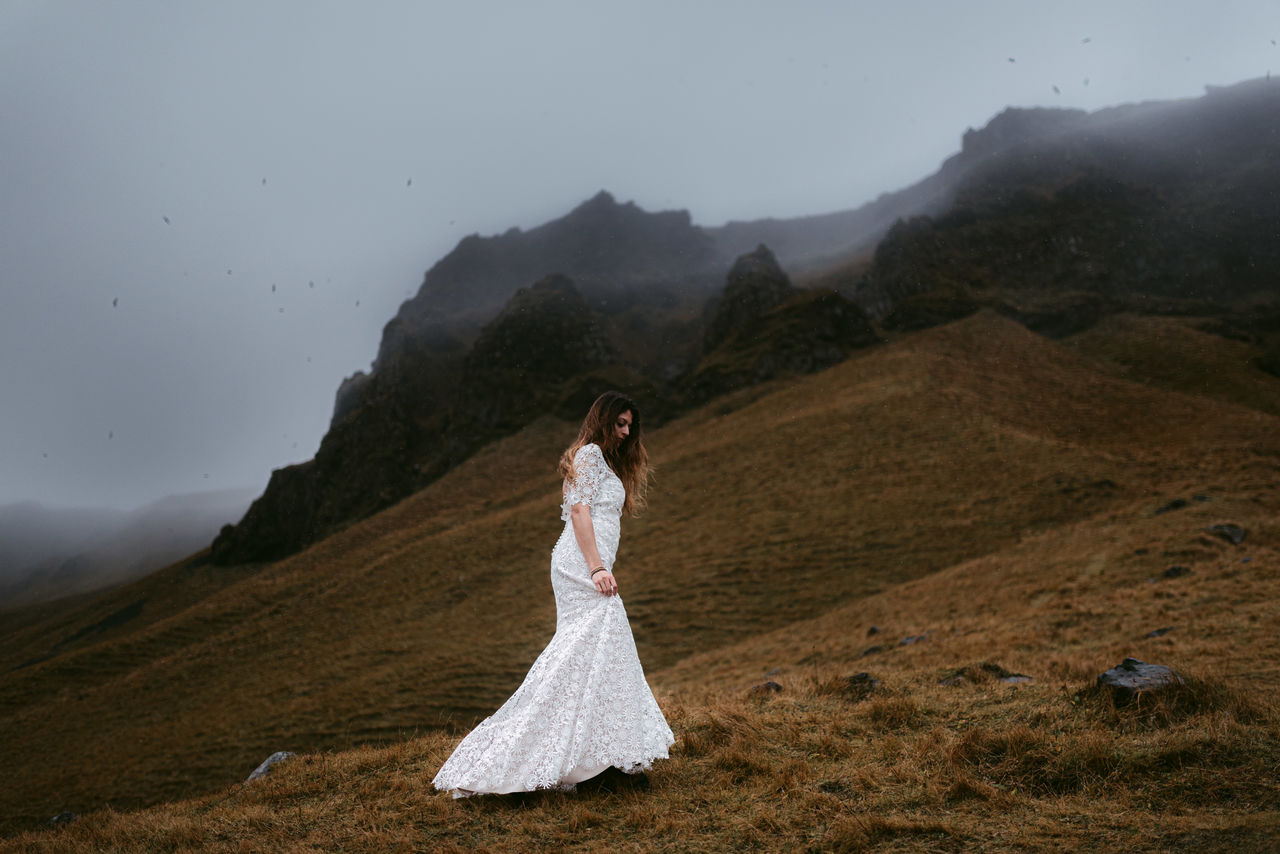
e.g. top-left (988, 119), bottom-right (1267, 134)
top-left (593, 569), bottom-right (618, 596)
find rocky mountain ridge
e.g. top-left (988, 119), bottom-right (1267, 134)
top-left (213, 77), bottom-right (1280, 567)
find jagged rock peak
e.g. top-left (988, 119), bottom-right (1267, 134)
top-left (705, 244), bottom-right (798, 354)
top-left (726, 244), bottom-right (789, 290)
top-left (573, 189), bottom-right (624, 212)
top-left (455, 273), bottom-right (616, 432)
top-left (497, 273), bottom-right (587, 319)
top-left (960, 107), bottom-right (1088, 159)
top-left (528, 272), bottom-right (577, 293)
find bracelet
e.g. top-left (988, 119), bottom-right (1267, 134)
top-left (590, 566), bottom-right (607, 577)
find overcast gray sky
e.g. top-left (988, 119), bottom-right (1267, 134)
top-left (1, 0), bottom-right (1276, 512)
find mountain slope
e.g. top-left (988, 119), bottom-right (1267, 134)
top-left (6, 321), bottom-right (1278, 848)
top-left (2, 310), bottom-right (1278, 835)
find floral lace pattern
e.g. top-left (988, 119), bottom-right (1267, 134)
top-left (433, 443), bottom-right (674, 797)
top-left (559, 442), bottom-right (622, 522)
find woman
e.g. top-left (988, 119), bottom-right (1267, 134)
top-left (432, 390), bottom-right (674, 797)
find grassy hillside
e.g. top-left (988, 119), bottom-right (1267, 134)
top-left (3, 311), bottom-right (1278, 849)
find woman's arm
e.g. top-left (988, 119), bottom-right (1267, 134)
top-left (570, 502), bottom-right (617, 596)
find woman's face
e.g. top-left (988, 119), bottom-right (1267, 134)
top-left (612, 410), bottom-right (633, 444)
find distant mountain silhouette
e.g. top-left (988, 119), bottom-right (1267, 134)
top-left (213, 77), bottom-right (1280, 567)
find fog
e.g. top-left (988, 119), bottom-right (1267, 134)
top-left (2, 0), bottom-right (1275, 511)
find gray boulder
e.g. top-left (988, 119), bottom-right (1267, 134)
top-left (1206, 524), bottom-right (1246, 545)
top-left (1097, 658), bottom-right (1184, 706)
top-left (246, 751), bottom-right (296, 782)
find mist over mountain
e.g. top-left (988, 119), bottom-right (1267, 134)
top-left (209, 77), bottom-right (1280, 569)
top-left (854, 77), bottom-right (1280, 321)
top-left (0, 488), bottom-right (257, 607)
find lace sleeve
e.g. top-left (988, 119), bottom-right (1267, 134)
top-left (561, 443), bottom-right (606, 521)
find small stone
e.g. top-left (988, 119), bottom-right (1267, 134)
top-left (1097, 658), bottom-right (1184, 706)
top-left (1146, 626), bottom-right (1177, 638)
top-left (1206, 524), bottom-right (1246, 545)
top-left (246, 751), bottom-right (296, 782)
top-left (1162, 565), bottom-right (1192, 579)
top-left (842, 672), bottom-right (880, 700)
top-left (866, 625), bottom-right (881, 637)
top-left (980, 662), bottom-right (1032, 683)
top-left (748, 681), bottom-right (783, 698)
top-left (1155, 498), bottom-right (1189, 514)
top-left (860, 645), bottom-right (886, 657)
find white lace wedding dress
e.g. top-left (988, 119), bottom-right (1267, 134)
top-left (432, 442), bottom-right (674, 796)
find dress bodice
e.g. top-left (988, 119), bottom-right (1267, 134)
top-left (560, 443), bottom-right (625, 522)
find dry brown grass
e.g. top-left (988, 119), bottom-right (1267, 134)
top-left (2, 310), bottom-right (1279, 850)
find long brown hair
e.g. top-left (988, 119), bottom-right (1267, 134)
top-left (558, 390), bottom-right (650, 516)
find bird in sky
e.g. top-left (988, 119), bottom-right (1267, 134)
top-left (1052, 85), bottom-right (1060, 94)
top-left (162, 215), bottom-right (170, 225)
top-left (262, 178), bottom-right (267, 186)
top-left (272, 283), bottom-right (276, 292)
top-left (407, 178), bottom-right (412, 187)
top-left (112, 297), bottom-right (118, 307)
top-left (1007, 57), bottom-right (1016, 63)
top-left (1081, 37), bottom-right (1092, 44)
top-left (108, 430), bottom-right (113, 439)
